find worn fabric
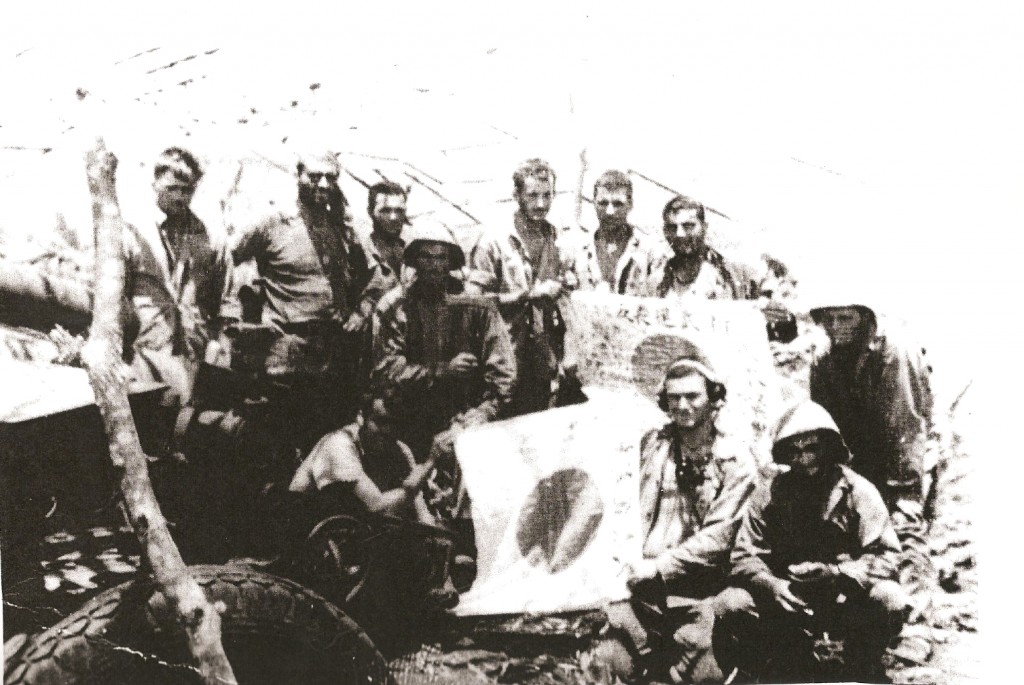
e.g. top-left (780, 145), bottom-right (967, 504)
top-left (638, 426), bottom-right (757, 580)
top-left (810, 320), bottom-right (935, 510)
top-left (372, 279), bottom-right (516, 453)
top-left (368, 231), bottom-right (406, 289)
top-left (622, 243), bottom-right (779, 301)
top-left (570, 224), bottom-right (653, 294)
top-left (731, 464), bottom-right (902, 595)
top-left (467, 213), bottom-right (578, 414)
top-left (123, 210), bottom-right (236, 404)
top-left (712, 581), bottom-right (907, 683)
top-left (603, 424), bottom-right (756, 683)
top-left (231, 202), bottom-right (385, 327)
top-left (624, 246), bottom-right (763, 300)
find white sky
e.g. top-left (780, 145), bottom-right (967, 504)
top-left (1, 1), bottom-right (1021, 673)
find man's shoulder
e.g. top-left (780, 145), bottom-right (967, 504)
top-left (838, 465), bottom-right (889, 512)
top-left (375, 284), bottom-right (408, 314)
top-left (312, 422), bottom-right (362, 455)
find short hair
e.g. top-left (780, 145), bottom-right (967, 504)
top-left (657, 364), bottom-right (727, 410)
top-left (295, 152), bottom-right (340, 176)
top-left (593, 170), bottom-right (633, 201)
top-left (512, 158), bottom-right (556, 193)
top-left (154, 147), bottom-right (203, 184)
top-left (662, 195), bottom-right (706, 225)
top-left (367, 180), bottom-right (408, 216)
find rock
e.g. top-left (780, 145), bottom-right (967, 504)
top-left (893, 665), bottom-right (945, 684)
top-left (890, 636), bottom-right (933, 665)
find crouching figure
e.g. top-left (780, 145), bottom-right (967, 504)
top-left (603, 343), bottom-right (756, 683)
top-left (712, 400), bottom-right (911, 683)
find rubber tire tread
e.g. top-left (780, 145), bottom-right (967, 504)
top-left (4, 564), bottom-right (392, 685)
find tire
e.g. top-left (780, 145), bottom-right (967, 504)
top-left (4, 565), bottom-right (392, 685)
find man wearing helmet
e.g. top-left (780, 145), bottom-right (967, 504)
top-left (712, 400), bottom-right (910, 683)
top-left (604, 344), bottom-right (756, 684)
top-left (372, 219), bottom-right (516, 469)
top-left (809, 301), bottom-right (936, 519)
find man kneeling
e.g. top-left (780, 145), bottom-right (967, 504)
top-left (713, 400), bottom-right (911, 683)
top-left (605, 344), bottom-right (756, 683)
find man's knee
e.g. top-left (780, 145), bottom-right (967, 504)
top-left (868, 580), bottom-right (913, 618)
top-left (709, 586), bottom-right (757, 619)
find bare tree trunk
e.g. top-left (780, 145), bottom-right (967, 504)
top-left (79, 138), bottom-right (238, 685)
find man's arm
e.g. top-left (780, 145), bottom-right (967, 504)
top-left (350, 244), bottom-right (391, 328)
top-left (653, 454), bottom-right (757, 580)
top-left (730, 481), bottom-right (779, 589)
top-left (833, 478), bottom-right (903, 590)
top-left (878, 339), bottom-right (933, 507)
top-left (229, 218), bottom-right (270, 266)
top-left (465, 233), bottom-right (530, 305)
top-left (455, 305), bottom-right (517, 425)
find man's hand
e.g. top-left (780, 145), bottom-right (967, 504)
top-left (767, 577), bottom-right (811, 614)
top-left (623, 558), bottom-right (660, 586)
top-left (342, 311), bottom-right (366, 333)
top-left (445, 352), bottom-right (479, 378)
top-left (759, 298), bottom-right (793, 324)
top-left (529, 279), bottom-right (563, 300)
top-left (788, 561), bottom-right (839, 583)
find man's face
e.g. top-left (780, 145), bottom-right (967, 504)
top-left (362, 399), bottom-right (396, 452)
top-left (818, 307), bottom-right (865, 347)
top-left (515, 176), bottom-right (554, 223)
top-left (663, 372), bottom-right (714, 432)
top-left (776, 432), bottom-right (828, 479)
top-left (594, 187), bottom-right (632, 229)
top-left (414, 242), bottom-right (452, 285)
top-left (154, 172), bottom-right (196, 218)
top-left (297, 157), bottom-right (341, 208)
top-left (371, 193), bottom-right (407, 238)
top-left (663, 208), bottom-right (707, 258)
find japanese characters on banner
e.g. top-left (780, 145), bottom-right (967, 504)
top-left (453, 292), bottom-right (781, 616)
top-left (570, 291), bottom-right (780, 470)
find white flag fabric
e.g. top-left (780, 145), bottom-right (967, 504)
top-left (453, 388), bottom-right (661, 616)
top-left (453, 293), bottom-right (781, 616)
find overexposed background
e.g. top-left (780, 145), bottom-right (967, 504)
top-left (1, 1), bottom-right (1019, 676)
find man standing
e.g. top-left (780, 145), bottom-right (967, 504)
top-left (466, 158), bottom-right (577, 415)
top-left (809, 301), bottom-right (936, 517)
top-left (624, 196), bottom-right (774, 301)
top-left (713, 400), bottom-right (910, 683)
top-left (231, 152), bottom-right (385, 432)
top-left (372, 220), bottom-right (516, 468)
top-left (606, 345), bottom-right (756, 684)
top-left (124, 147), bottom-right (236, 409)
top-left (623, 195), bottom-right (795, 341)
top-left (572, 170), bottom-right (653, 294)
top-left (365, 180), bottom-right (410, 290)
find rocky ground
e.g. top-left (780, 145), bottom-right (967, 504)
top-left (3, 331), bottom-right (978, 683)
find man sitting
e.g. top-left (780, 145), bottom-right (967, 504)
top-left (289, 393), bottom-right (436, 523)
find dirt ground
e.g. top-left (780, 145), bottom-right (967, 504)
top-left (3, 330), bottom-right (979, 684)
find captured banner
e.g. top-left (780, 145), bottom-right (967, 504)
top-left (453, 292), bottom-right (780, 616)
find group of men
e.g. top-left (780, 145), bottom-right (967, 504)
top-left (90, 146), bottom-right (934, 683)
